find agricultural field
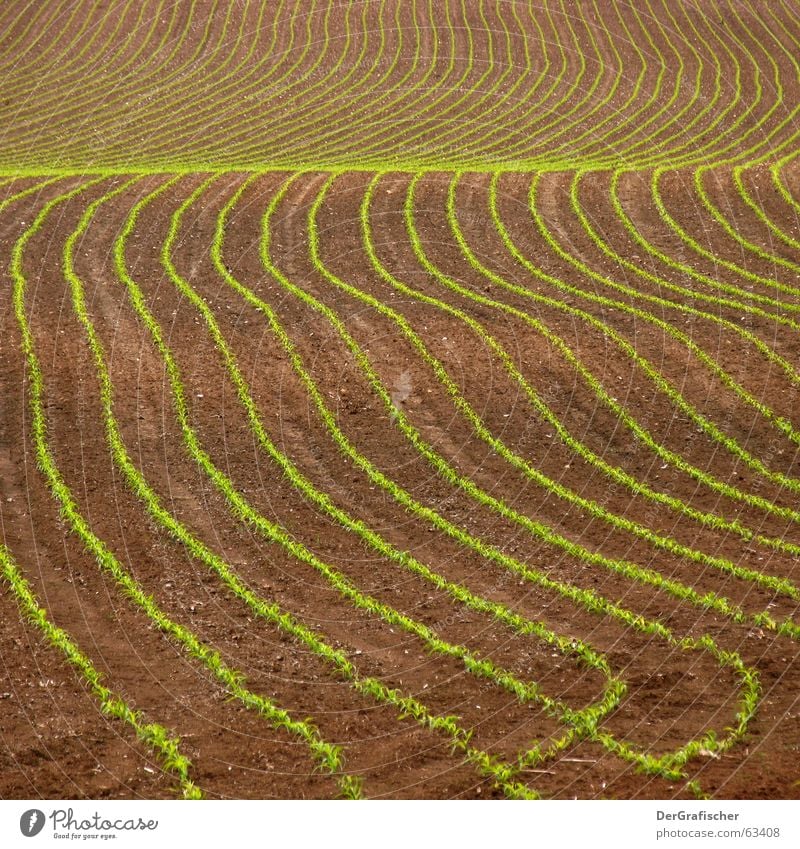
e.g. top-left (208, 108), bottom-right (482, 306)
top-left (1, 0), bottom-right (800, 800)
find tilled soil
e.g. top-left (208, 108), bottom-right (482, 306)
top-left (2, 167), bottom-right (799, 798)
top-left (2, 1), bottom-right (800, 800)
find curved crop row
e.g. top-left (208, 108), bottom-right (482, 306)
top-left (11, 179), bottom-right (364, 800)
top-left (4, 0), bottom-right (800, 801)
top-left (3, 1), bottom-right (800, 172)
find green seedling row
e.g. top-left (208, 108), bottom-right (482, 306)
top-left (112, 174), bottom-right (564, 799)
top-left (12, 179), bottom-right (361, 800)
top-left (235, 171), bottom-right (757, 786)
top-left (0, 542), bottom-right (201, 799)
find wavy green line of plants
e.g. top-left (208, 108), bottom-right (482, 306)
top-left (236, 171), bottom-right (759, 787)
top-left (12, 177), bottom-right (360, 800)
top-left (571, 171), bottom-right (800, 474)
top-left (115, 173), bottom-right (560, 799)
top-left (486, 172), bottom-right (800, 560)
top-left (0, 543), bottom-right (201, 799)
top-left (359, 172), bottom-right (799, 608)
top-left (501, 173), bottom-right (800, 527)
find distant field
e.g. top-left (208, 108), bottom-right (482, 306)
top-left (1, 0), bottom-right (799, 800)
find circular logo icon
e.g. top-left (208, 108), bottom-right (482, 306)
top-left (19, 810), bottom-right (45, 837)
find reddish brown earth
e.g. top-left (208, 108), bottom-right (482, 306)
top-left (1, 1), bottom-right (800, 799)
top-left (1, 0), bottom-right (799, 170)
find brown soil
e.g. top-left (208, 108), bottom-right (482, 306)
top-left (2, 1), bottom-right (800, 170)
top-left (1, 2), bottom-right (800, 800)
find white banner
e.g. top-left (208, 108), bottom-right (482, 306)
top-left (1, 800), bottom-right (798, 849)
